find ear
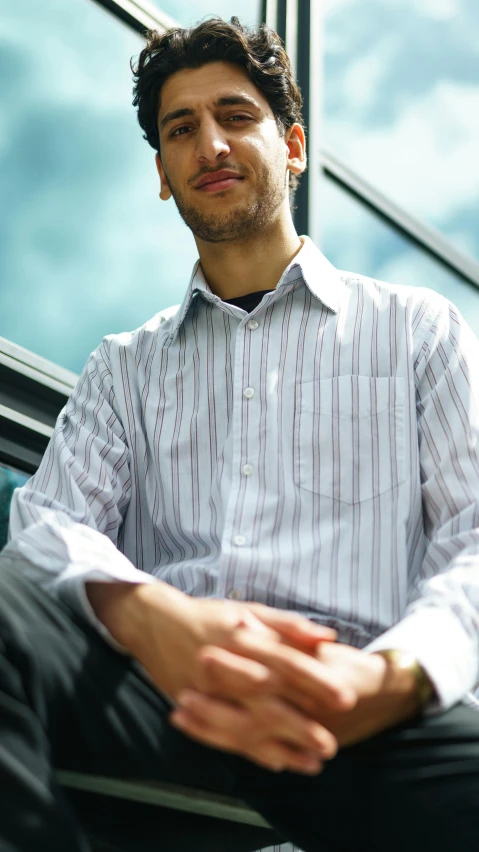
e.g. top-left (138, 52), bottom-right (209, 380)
top-left (285, 123), bottom-right (307, 177)
top-left (155, 153), bottom-right (172, 200)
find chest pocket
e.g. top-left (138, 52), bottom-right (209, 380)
top-left (297, 375), bottom-right (405, 504)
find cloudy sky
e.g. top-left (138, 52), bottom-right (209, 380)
top-left (323, 0), bottom-right (479, 257)
top-left (0, 0), bottom-right (478, 373)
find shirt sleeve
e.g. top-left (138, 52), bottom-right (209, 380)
top-left (365, 296), bottom-right (479, 713)
top-left (3, 341), bottom-right (155, 646)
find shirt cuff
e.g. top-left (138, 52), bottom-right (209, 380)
top-left (59, 567), bottom-right (156, 653)
top-left (363, 606), bottom-right (479, 714)
top-left (3, 512), bottom-right (156, 651)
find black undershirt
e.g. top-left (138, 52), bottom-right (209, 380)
top-left (223, 290), bottom-right (272, 313)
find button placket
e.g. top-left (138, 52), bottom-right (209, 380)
top-left (227, 588), bottom-right (242, 600)
top-left (219, 316), bottom-right (262, 598)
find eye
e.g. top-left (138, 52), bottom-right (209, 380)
top-left (170, 125), bottom-right (193, 137)
top-left (227, 114), bottom-right (253, 122)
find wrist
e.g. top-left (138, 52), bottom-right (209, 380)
top-left (85, 581), bottom-right (190, 655)
top-left (372, 649), bottom-right (434, 718)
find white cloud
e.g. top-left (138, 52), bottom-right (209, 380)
top-left (408, 0), bottom-right (458, 20)
top-left (325, 80), bottom-right (479, 227)
top-left (325, 0), bottom-right (462, 21)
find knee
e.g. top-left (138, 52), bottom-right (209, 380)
top-left (0, 555), bottom-right (47, 634)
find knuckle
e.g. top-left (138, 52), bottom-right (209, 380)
top-left (266, 697), bottom-right (289, 723)
top-left (258, 744), bottom-right (286, 767)
top-left (207, 729), bottom-right (238, 751)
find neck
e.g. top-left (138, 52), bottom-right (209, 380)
top-left (194, 211), bottom-right (302, 301)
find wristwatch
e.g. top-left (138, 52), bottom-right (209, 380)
top-left (373, 649), bottom-right (436, 713)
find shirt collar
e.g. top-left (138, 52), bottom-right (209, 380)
top-left (168, 236), bottom-right (345, 339)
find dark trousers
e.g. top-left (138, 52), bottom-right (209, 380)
top-left (1, 560), bottom-right (479, 852)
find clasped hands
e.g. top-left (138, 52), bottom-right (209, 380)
top-left (168, 600), bottom-right (419, 774)
top-left (89, 582), bottom-right (419, 775)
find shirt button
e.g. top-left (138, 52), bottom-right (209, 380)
top-left (233, 534), bottom-right (246, 546)
top-left (244, 387), bottom-right (255, 399)
top-left (227, 588), bottom-right (242, 600)
top-left (247, 319), bottom-right (259, 330)
top-left (242, 463), bottom-right (254, 476)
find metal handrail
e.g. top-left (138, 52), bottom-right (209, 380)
top-left (0, 404), bottom-right (53, 439)
top-left (0, 337), bottom-right (77, 391)
top-left (57, 771), bottom-right (271, 828)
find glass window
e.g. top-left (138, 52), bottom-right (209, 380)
top-left (320, 173), bottom-right (479, 338)
top-left (0, 0), bottom-right (198, 374)
top-left (150, 1), bottom-right (261, 26)
top-left (0, 464), bottom-right (29, 552)
top-left (324, 0), bottom-right (479, 262)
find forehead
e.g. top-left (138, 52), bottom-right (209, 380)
top-left (158, 61), bottom-right (271, 116)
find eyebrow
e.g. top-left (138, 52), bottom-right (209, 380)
top-left (159, 95), bottom-right (261, 132)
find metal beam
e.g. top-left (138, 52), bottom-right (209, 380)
top-left (263, 0), bottom-right (277, 30)
top-left (0, 337), bottom-right (77, 392)
top-left (275, 0), bottom-right (287, 45)
top-left (285, 0), bottom-right (298, 78)
top-left (307, 0), bottom-right (323, 246)
top-left (0, 405), bottom-right (53, 440)
top-left (293, 0), bottom-right (312, 236)
top-left (321, 148), bottom-right (479, 289)
top-left (90, 0), bottom-right (178, 34)
top-left (57, 772), bottom-right (271, 828)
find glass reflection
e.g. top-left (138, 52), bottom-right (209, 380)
top-left (150, 1), bottom-right (261, 27)
top-left (0, 0), bottom-right (197, 374)
top-left (324, 0), bottom-right (479, 262)
top-left (320, 174), bottom-right (479, 338)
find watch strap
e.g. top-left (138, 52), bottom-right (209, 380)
top-left (373, 649), bottom-right (435, 713)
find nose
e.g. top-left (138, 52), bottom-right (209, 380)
top-left (195, 118), bottom-right (230, 163)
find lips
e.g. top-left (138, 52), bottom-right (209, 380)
top-left (195, 170), bottom-right (244, 191)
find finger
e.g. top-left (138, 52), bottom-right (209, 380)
top-left (176, 689), bottom-right (338, 759)
top-left (198, 647), bottom-right (319, 714)
top-left (226, 631), bottom-right (357, 711)
top-left (170, 703), bottom-right (326, 774)
top-left (232, 608), bottom-right (282, 641)
top-left (199, 645), bottom-right (277, 694)
top-left (244, 604), bottom-right (337, 648)
top-left (254, 744), bottom-right (324, 775)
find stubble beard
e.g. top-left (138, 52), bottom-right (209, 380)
top-left (163, 162), bottom-right (288, 244)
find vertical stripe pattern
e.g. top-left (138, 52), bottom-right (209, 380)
top-left (6, 236), bottom-right (479, 714)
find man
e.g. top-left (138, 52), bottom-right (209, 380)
top-left (1, 15), bottom-right (479, 852)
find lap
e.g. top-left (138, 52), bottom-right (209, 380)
top-left (0, 559), bottom-right (235, 792)
top-left (233, 703), bottom-right (479, 851)
top-left (2, 559), bottom-right (479, 851)
top-left (0, 558), bottom-right (286, 849)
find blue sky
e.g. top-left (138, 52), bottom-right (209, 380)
top-left (1, 0), bottom-right (478, 372)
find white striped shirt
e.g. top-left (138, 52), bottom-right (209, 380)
top-left (5, 236), bottom-right (479, 712)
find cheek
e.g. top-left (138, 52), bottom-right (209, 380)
top-left (160, 156), bottom-right (184, 192)
top-left (243, 134), bottom-right (286, 174)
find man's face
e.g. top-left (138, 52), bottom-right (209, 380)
top-left (156, 61), bottom-right (303, 244)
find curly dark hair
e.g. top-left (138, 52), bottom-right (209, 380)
top-left (131, 16), bottom-right (304, 197)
